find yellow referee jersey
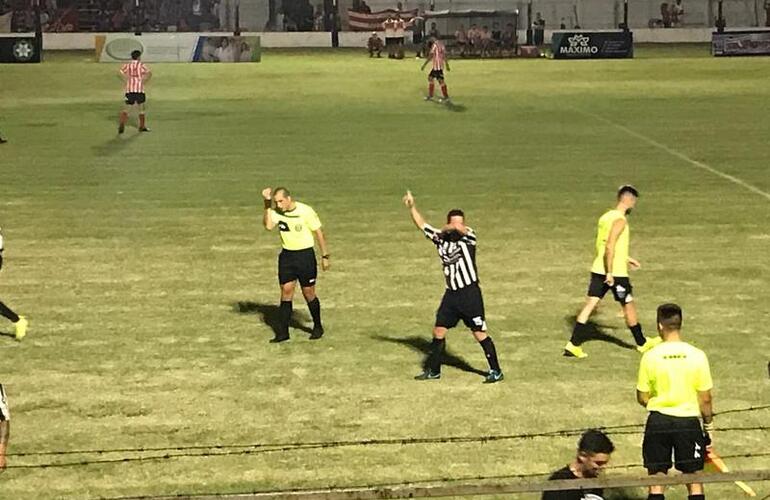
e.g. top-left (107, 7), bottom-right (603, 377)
top-left (637, 341), bottom-right (713, 418)
top-left (591, 209), bottom-right (630, 277)
top-left (269, 202), bottom-right (322, 251)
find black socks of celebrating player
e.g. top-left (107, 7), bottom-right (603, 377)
top-left (427, 338), bottom-right (446, 374)
top-left (647, 495), bottom-right (664, 500)
top-left (688, 495), bottom-right (705, 500)
top-left (480, 337), bottom-right (501, 372)
top-left (278, 301), bottom-right (292, 338)
top-left (0, 301), bottom-right (19, 323)
top-left (630, 323), bottom-right (646, 346)
top-left (307, 298), bottom-right (322, 330)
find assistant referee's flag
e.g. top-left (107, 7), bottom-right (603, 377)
top-left (705, 449), bottom-right (757, 496)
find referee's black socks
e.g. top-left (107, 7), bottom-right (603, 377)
top-left (428, 338), bottom-right (445, 374)
top-left (279, 301), bottom-right (292, 337)
top-left (688, 495), bottom-right (705, 500)
top-left (480, 337), bottom-right (501, 372)
top-left (630, 323), bottom-right (646, 346)
top-left (307, 297), bottom-right (322, 329)
top-left (0, 301), bottom-right (20, 323)
top-left (647, 495), bottom-right (664, 500)
top-left (570, 322), bottom-right (589, 346)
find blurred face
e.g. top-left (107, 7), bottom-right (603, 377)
top-left (273, 191), bottom-right (293, 212)
top-left (577, 452), bottom-right (610, 478)
top-left (445, 215), bottom-right (466, 232)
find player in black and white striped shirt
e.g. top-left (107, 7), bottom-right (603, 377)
top-left (403, 190), bottom-right (503, 383)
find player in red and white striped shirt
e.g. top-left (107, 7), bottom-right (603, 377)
top-left (118, 50), bottom-right (152, 134)
top-left (420, 37), bottom-right (450, 102)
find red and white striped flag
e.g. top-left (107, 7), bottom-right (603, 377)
top-left (347, 8), bottom-right (419, 31)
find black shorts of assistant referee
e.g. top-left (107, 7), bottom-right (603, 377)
top-left (435, 283), bottom-right (487, 331)
top-left (643, 411), bottom-right (706, 474)
top-left (278, 247), bottom-right (317, 287)
top-left (428, 69), bottom-right (444, 80)
top-left (587, 272), bottom-right (633, 304)
top-left (125, 92), bottom-right (146, 105)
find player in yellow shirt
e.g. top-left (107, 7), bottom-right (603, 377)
top-left (0, 227), bottom-right (28, 341)
top-left (564, 185), bottom-right (659, 358)
top-left (637, 303), bottom-right (714, 500)
top-left (262, 187), bottom-right (330, 343)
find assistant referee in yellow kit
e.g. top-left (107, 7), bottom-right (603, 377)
top-left (262, 187), bottom-right (329, 343)
top-left (637, 303), bottom-right (714, 500)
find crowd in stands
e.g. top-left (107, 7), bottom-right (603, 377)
top-left (450, 22), bottom-right (517, 57)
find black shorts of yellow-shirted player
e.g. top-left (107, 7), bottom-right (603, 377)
top-left (403, 190), bottom-right (503, 384)
top-left (564, 185), bottom-right (660, 359)
top-left (0, 229), bottom-right (28, 341)
top-left (262, 187), bottom-right (329, 343)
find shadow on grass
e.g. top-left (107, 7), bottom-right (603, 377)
top-left (92, 131), bottom-right (140, 156)
top-left (444, 101), bottom-right (467, 112)
top-left (0, 330), bottom-right (14, 339)
top-left (234, 301), bottom-right (313, 337)
top-left (565, 315), bottom-right (635, 350)
top-left (373, 334), bottom-right (487, 376)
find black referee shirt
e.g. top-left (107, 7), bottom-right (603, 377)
top-left (422, 224), bottom-right (479, 291)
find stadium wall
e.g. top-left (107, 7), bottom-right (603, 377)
top-left (38, 28), bottom-right (719, 50)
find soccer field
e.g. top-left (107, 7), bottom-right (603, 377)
top-left (0, 46), bottom-right (768, 499)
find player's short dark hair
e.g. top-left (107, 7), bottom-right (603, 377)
top-left (657, 303), bottom-right (683, 332)
top-left (446, 209), bottom-right (464, 222)
top-left (274, 187), bottom-right (291, 198)
top-left (617, 184), bottom-right (639, 199)
top-left (131, 50), bottom-right (142, 60)
top-left (578, 429), bottom-right (615, 455)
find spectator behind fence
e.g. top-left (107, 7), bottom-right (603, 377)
top-left (671, 0), bottom-right (684, 26)
top-left (542, 429), bottom-right (614, 500)
top-left (454, 23), bottom-right (468, 56)
top-left (533, 12), bottom-right (545, 45)
top-left (367, 31), bottom-right (383, 57)
top-left (500, 22), bottom-right (515, 52)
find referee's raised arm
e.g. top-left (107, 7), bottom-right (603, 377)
top-left (262, 187), bottom-right (276, 230)
top-left (403, 190), bottom-right (428, 229)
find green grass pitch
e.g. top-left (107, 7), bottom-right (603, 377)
top-left (0, 45), bottom-right (768, 499)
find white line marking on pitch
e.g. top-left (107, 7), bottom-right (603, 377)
top-left (579, 110), bottom-right (770, 202)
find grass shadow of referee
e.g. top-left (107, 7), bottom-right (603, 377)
top-left (564, 315), bottom-right (635, 350)
top-left (92, 132), bottom-right (140, 157)
top-left (373, 335), bottom-right (487, 376)
top-left (0, 330), bottom-right (14, 340)
top-left (234, 301), bottom-right (313, 337)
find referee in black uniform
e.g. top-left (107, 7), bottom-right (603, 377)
top-left (403, 190), bottom-right (503, 383)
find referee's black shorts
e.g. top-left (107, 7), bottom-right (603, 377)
top-left (587, 272), bottom-right (634, 304)
top-left (643, 411), bottom-right (706, 474)
top-left (435, 283), bottom-right (487, 331)
top-left (278, 248), bottom-right (317, 287)
top-left (0, 384), bottom-right (9, 421)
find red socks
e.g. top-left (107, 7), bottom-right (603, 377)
top-left (139, 113), bottom-right (146, 129)
top-left (119, 111), bottom-right (128, 126)
top-left (440, 84), bottom-right (448, 98)
top-left (428, 82), bottom-right (435, 97)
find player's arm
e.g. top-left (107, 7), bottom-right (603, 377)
top-left (403, 190), bottom-right (428, 229)
top-left (636, 389), bottom-right (650, 408)
top-left (603, 217), bottom-right (626, 285)
top-left (420, 53), bottom-right (433, 71)
top-left (143, 68), bottom-right (152, 84)
top-left (118, 66), bottom-right (128, 81)
top-left (699, 389), bottom-right (714, 447)
top-left (314, 229), bottom-right (330, 271)
top-left (445, 58), bottom-right (450, 71)
top-left (261, 188), bottom-right (275, 230)
top-left (0, 419), bottom-right (9, 472)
